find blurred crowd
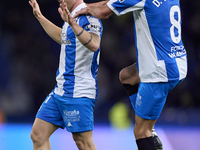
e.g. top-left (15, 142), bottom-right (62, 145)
top-left (0, 0), bottom-right (200, 126)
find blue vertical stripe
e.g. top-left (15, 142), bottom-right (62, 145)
top-left (63, 26), bottom-right (76, 97)
top-left (91, 49), bottom-right (100, 99)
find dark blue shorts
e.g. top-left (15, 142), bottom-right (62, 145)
top-left (36, 92), bottom-right (96, 133)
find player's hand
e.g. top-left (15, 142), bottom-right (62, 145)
top-left (73, 0), bottom-right (108, 19)
top-left (29, 0), bottom-right (42, 18)
top-left (58, 1), bottom-right (75, 26)
top-left (73, 7), bottom-right (90, 19)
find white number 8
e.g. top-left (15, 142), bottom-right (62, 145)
top-left (170, 5), bottom-right (181, 44)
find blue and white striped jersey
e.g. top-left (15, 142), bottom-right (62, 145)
top-left (54, 3), bottom-right (103, 99)
top-left (107, 0), bottom-right (187, 82)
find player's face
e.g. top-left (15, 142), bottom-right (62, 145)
top-left (57, 0), bottom-right (75, 12)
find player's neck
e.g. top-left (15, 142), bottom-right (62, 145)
top-left (70, 0), bottom-right (83, 13)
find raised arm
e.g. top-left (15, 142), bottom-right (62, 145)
top-left (58, 1), bottom-right (101, 52)
top-left (29, 0), bottom-right (62, 44)
top-left (73, 0), bottom-right (113, 19)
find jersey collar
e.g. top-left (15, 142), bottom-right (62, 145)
top-left (71, 3), bottom-right (87, 18)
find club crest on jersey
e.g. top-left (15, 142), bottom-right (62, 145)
top-left (62, 39), bottom-right (71, 45)
top-left (61, 33), bottom-right (71, 45)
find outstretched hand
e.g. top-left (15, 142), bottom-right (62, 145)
top-left (29, 0), bottom-right (42, 18)
top-left (58, 1), bottom-right (75, 25)
top-left (73, 0), bottom-right (108, 18)
top-left (73, 7), bottom-right (90, 18)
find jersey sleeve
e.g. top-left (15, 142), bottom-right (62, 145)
top-left (107, 0), bottom-right (145, 16)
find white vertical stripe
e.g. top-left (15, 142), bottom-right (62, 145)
top-left (73, 37), bottom-right (96, 98)
top-left (72, 18), bottom-right (96, 98)
top-left (176, 55), bottom-right (187, 80)
top-left (54, 24), bottom-right (68, 96)
top-left (135, 10), bottom-right (167, 82)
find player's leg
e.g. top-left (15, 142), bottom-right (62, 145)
top-left (134, 115), bottom-right (157, 150)
top-left (132, 82), bottom-right (161, 150)
top-left (133, 82), bottom-right (161, 150)
top-left (133, 81), bottom-right (181, 150)
top-left (72, 130), bottom-right (97, 150)
top-left (31, 118), bottom-right (59, 150)
top-left (31, 92), bottom-right (65, 150)
top-left (119, 64), bottom-right (163, 149)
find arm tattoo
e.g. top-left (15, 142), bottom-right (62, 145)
top-left (84, 34), bottom-right (92, 46)
top-left (76, 28), bottom-right (84, 37)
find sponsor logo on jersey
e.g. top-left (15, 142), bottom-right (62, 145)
top-left (86, 24), bottom-right (101, 32)
top-left (63, 110), bottom-right (80, 116)
top-left (169, 45), bottom-right (186, 58)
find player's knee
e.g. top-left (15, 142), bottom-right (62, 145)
top-left (74, 139), bottom-right (85, 150)
top-left (73, 135), bottom-right (95, 150)
top-left (30, 130), bottom-right (45, 146)
top-left (119, 68), bottom-right (127, 84)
